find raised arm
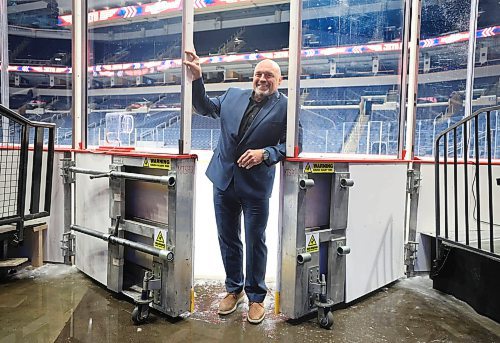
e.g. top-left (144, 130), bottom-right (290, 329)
top-left (184, 50), bottom-right (223, 118)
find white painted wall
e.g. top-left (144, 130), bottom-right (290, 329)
top-left (73, 153), bottom-right (112, 285)
top-left (416, 163), bottom-right (500, 239)
top-left (415, 162), bottom-right (500, 271)
top-left (45, 152), bottom-right (66, 263)
top-left (345, 163), bottom-right (407, 302)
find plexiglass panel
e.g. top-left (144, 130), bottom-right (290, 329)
top-left (7, 0), bottom-right (72, 146)
top-left (472, 0), bottom-right (500, 159)
top-left (191, 1), bottom-right (290, 150)
top-left (415, 0), bottom-right (475, 157)
top-left (299, 0), bottom-right (404, 156)
top-left (0, 43), bottom-right (3, 107)
top-left (87, 1), bottom-right (183, 150)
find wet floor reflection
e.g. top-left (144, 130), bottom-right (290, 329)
top-left (0, 265), bottom-right (88, 343)
top-left (1, 265), bottom-right (499, 342)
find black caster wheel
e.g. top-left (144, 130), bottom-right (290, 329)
top-left (132, 304), bottom-right (150, 325)
top-left (319, 311), bottom-right (334, 329)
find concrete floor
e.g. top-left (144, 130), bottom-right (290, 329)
top-left (0, 264), bottom-right (499, 343)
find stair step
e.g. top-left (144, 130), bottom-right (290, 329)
top-left (0, 257), bottom-right (28, 268)
top-left (0, 225), bottom-right (17, 235)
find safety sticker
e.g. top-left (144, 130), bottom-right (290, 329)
top-left (303, 162), bottom-right (334, 174)
top-left (154, 229), bottom-right (167, 250)
top-left (144, 158), bottom-right (171, 170)
top-left (306, 232), bottom-right (320, 253)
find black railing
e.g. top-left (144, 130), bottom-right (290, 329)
top-left (435, 105), bottom-right (500, 260)
top-left (0, 104), bottom-right (55, 242)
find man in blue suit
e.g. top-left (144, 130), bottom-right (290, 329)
top-left (184, 50), bottom-right (287, 324)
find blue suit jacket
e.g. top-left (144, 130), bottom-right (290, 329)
top-left (192, 78), bottom-right (287, 199)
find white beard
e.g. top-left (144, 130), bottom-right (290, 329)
top-left (254, 86), bottom-right (271, 98)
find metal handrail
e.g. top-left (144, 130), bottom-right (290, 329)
top-left (435, 105), bottom-right (500, 141)
top-left (434, 105), bottom-right (499, 261)
top-left (0, 104), bottom-right (56, 129)
top-left (0, 104), bottom-right (56, 242)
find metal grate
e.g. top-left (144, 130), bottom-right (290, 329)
top-left (0, 119), bottom-right (22, 219)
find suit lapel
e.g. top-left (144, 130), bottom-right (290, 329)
top-left (229, 90), bottom-right (252, 140)
top-left (238, 93), bottom-right (279, 145)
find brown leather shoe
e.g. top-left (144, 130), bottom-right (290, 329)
top-left (218, 291), bottom-right (245, 315)
top-left (247, 302), bottom-right (265, 324)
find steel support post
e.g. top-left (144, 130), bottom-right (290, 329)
top-left (179, 0), bottom-right (194, 154)
top-left (72, 0), bottom-right (88, 149)
top-left (1, 0), bottom-right (9, 142)
top-left (285, 0), bottom-right (302, 158)
top-left (62, 152), bottom-right (75, 264)
top-left (0, 0), bottom-right (8, 108)
top-left (404, 164), bottom-right (421, 276)
top-left (397, 0), bottom-right (411, 159)
top-left (464, 0), bottom-right (479, 118)
top-left (404, 0), bottom-right (422, 161)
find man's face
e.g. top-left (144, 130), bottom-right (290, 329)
top-left (252, 60), bottom-right (282, 98)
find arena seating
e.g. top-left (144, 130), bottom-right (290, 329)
top-left (12, 78), bottom-right (497, 156)
top-left (5, 3), bottom-right (499, 155)
top-left (8, 36), bottom-right (71, 66)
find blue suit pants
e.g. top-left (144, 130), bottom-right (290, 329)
top-left (213, 181), bottom-right (269, 303)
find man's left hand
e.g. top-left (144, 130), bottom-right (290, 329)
top-left (237, 149), bottom-right (265, 169)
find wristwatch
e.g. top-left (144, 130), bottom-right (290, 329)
top-left (262, 149), bottom-right (270, 161)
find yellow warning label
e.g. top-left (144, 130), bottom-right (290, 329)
top-left (144, 158), bottom-right (171, 170)
top-left (304, 162), bottom-right (334, 174)
top-left (306, 233), bottom-right (319, 253)
top-left (154, 230), bottom-right (166, 250)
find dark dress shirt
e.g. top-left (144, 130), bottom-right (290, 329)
top-left (237, 94), bottom-right (269, 141)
